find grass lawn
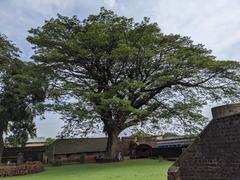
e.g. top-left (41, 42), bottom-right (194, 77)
top-left (3, 159), bottom-right (172, 180)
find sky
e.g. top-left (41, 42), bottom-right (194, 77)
top-left (0, 0), bottom-right (240, 137)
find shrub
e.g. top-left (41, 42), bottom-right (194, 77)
top-left (158, 156), bottom-right (164, 162)
top-left (79, 154), bottom-right (85, 164)
top-left (95, 156), bottom-right (118, 163)
top-left (0, 161), bottom-right (44, 177)
top-left (50, 161), bottom-right (62, 166)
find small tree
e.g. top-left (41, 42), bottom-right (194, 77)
top-left (27, 8), bottom-right (240, 159)
top-left (46, 137), bottom-right (55, 145)
top-left (0, 34), bottom-right (47, 163)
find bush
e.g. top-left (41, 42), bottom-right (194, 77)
top-left (95, 156), bottom-right (118, 163)
top-left (79, 154), bottom-right (85, 164)
top-left (0, 161), bottom-right (44, 177)
top-left (158, 156), bottom-right (164, 162)
top-left (50, 161), bottom-right (62, 166)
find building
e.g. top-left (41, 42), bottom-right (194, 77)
top-left (46, 137), bottom-right (131, 164)
top-left (2, 137), bottom-right (48, 163)
top-left (2, 135), bottom-right (194, 164)
top-left (168, 104), bottom-right (240, 180)
top-left (46, 138), bottom-right (107, 163)
top-left (153, 137), bottom-right (195, 160)
top-left (127, 136), bottom-right (195, 159)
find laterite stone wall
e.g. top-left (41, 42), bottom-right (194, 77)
top-left (168, 104), bottom-right (240, 180)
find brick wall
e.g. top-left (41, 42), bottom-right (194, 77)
top-left (168, 104), bottom-right (240, 180)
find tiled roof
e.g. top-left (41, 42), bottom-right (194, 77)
top-left (27, 137), bottom-right (47, 143)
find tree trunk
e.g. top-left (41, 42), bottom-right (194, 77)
top-left (105, 130), bottom-right (120, 160)
top-left (0, 129), bottom-right (3, 164)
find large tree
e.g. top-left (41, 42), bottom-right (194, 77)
top-left (27, 8), bottom-right (240, 159)
top-left (0, 34), bottom-right (47, 163)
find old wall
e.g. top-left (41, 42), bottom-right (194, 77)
top-left (168, 104), bottom-right (240, 180)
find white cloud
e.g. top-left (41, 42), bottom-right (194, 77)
top-left (104, 0), bottom-right (116, 8)
top-left (150, 0), bottom-right (240, 60)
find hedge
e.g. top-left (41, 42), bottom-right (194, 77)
top-left (0, 161), bottom-right (44, 177)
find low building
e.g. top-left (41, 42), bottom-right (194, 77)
top-left (153, 137), bottom-right (195, 160)
top-left (2, 135), bottom-right (195, 164)
top-left (128, 136), bottom-right (195, 159)
top-left (46, 137), bottom-right (130, 164)
top-left (2, 137), bottom-right (48, 163)
top-left (3, 146), bottom-right (47, 163)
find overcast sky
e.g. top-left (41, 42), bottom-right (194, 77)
top-left (0, 0), bottom-right (240, 137)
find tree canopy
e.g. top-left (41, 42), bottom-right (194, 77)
top-left (27, 8), bottom-right (240, 158)
top-left (0, 34), bottom-right (48, 162)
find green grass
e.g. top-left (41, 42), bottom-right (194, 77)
top-left (3, 159), bottom-right (172, 180)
